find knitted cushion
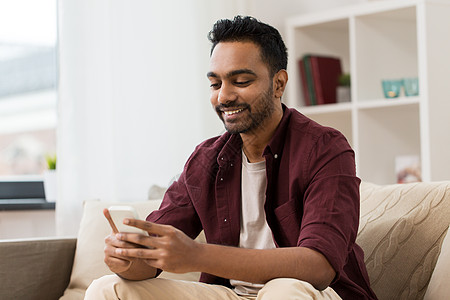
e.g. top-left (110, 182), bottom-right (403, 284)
top-left (423, 225), bottom-right (450, 300)
top-left (357, 181), bottom-right (450, 300)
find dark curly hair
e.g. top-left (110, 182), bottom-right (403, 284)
top-left (208, 16), bottom-right (288, 77)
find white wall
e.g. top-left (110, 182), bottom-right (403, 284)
top-left (53, 0), bottom-right (367, 236)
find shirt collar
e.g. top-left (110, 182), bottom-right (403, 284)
top-left (217, 132), bottom-right (242, 165)
top-left (263, 103), bottom-right (291, 159)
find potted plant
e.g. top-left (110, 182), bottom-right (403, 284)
top-left (337, 73), bottom-right (351, 103)
top-left (43, 154), bottom-right (57, 202)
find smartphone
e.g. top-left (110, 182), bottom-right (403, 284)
top-left (108, 205), bottom-right (148, 235)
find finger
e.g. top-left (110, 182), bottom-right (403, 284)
top-left (104, 208), bottom-right (119, 234)
top-left (115, 247), bottom-right (158, 260)
top-left (116, 233), bottom-right (161, 249)
top-left (124, 219), bottom-right (173, 236)
top-left (104, 243), bottom-right (124, 259)
top-left (105, 234), bottom-right (139, 249)
top-left (104, 240), bottom-right (140, 264)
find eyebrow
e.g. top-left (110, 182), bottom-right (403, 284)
top-left (207, 68), bottom-right (257, 79)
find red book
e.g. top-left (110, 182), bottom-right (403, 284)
top-left (310, 55), bottom-right (342, 105)
top-left (298, 59), bottom-right (311, 106)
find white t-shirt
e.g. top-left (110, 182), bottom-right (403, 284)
top-left (230, 150), bottom-right (276, 296)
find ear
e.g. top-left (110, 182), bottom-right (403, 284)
top-left (272, 69), bottom-right (288, 99)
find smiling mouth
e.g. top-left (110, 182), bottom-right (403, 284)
top-left (223, 108), bottom-right (245, 116)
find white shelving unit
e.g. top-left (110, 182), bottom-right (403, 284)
top-left (285, 0), bottom-right (450, 184)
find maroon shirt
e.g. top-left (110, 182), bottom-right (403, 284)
top-left (147, 105), bottom-right (377, 299)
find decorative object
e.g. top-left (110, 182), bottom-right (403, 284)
top-left (337, 73), bottom-right (351, 103)
top-left (43, 154), bottom-right (57, 202)
top-left (382, 79), bottom-right (403, 98)
top-left (403, 77), bottom-right (419, 96)
top-left (395, 154), bottom-right (422, 183)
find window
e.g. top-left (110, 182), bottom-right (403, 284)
top-left (0, 0), bottom-right (57, 209)
top-left (0, 0), bottom-right (57, 177)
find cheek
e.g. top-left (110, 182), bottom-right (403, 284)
top-left (243, 90), bottom-right (263, 105)
top-left (210, 91), bottom-right (218, 107)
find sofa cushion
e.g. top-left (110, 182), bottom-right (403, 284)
top-left (0, 237), bottom-right (76, 300)
top-left (357, 181), bottom-right (450, 300)
top-left (60, 199), bottom-right (204, 300)
top-left (423, 225), bottom-right (450, 300)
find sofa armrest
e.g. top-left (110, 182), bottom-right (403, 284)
top-left (0, 237), bottom-right (77, 300)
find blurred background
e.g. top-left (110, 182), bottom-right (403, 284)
top-left (0, 0), bottom-right (374, 237)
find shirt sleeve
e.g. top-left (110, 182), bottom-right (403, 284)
top-left (146, 169), bottom-right (203, 240)
top-left (298, 130), bottom-right (361, 281)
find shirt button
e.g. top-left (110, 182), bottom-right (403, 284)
top-left (224, 218), bottom-right (227, 222)
top-left (221, 157), bottom-right (224, 160)
top-left (274, 154), bottom-right (278, 159)
top-left (230, 163), bottom-right (233, 167)
top-left (220, 178), bottom-right (223, 181)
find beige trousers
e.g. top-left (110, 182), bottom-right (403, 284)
top-left (85, 275), bottom-right (342, 300)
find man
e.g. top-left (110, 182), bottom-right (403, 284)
top-left (86, 16), bottom-right (377, 299)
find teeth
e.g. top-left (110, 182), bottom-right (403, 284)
top-left (224, 108), bottom-right (244, 115)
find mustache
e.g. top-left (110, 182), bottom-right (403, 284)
top-left (215, 102), bottom-right (250, 113)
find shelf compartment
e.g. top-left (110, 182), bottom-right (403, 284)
top-left (357, 103), bottom-right (420, 184)
top-left (286, 18), bottom-right (350, 108)
top-left (354, 5), bottom-right (418, 102)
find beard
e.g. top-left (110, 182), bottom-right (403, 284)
top-left (215, 85), bottom-right (276, 134)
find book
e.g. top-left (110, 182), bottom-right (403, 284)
top-left (298, 59), bottom-right (311, 106)
top-left (309, 55), bottom-right (342, 105)
top-left (302, 55), bottom-right (317, 105)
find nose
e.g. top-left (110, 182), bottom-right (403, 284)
top-left (217, 82), bottom-right (237, 105)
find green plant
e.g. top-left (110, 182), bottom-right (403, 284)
top-left (338, 73), bottom-right (351, 87)
top-left (45, 154), bottom-right (57, 170)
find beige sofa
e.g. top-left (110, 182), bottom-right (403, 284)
top-left (1, 181), bottom-right (449, 300)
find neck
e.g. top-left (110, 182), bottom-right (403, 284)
top-left (240, 104), bottom-right (283, 163)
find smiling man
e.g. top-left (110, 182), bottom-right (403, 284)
top-left (85, 16), bottom-right (377, 300)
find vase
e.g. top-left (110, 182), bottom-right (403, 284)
top-left (337, 86), bottom-right (351, 103)
top-left (43, 170), bottom-right (57, 202)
